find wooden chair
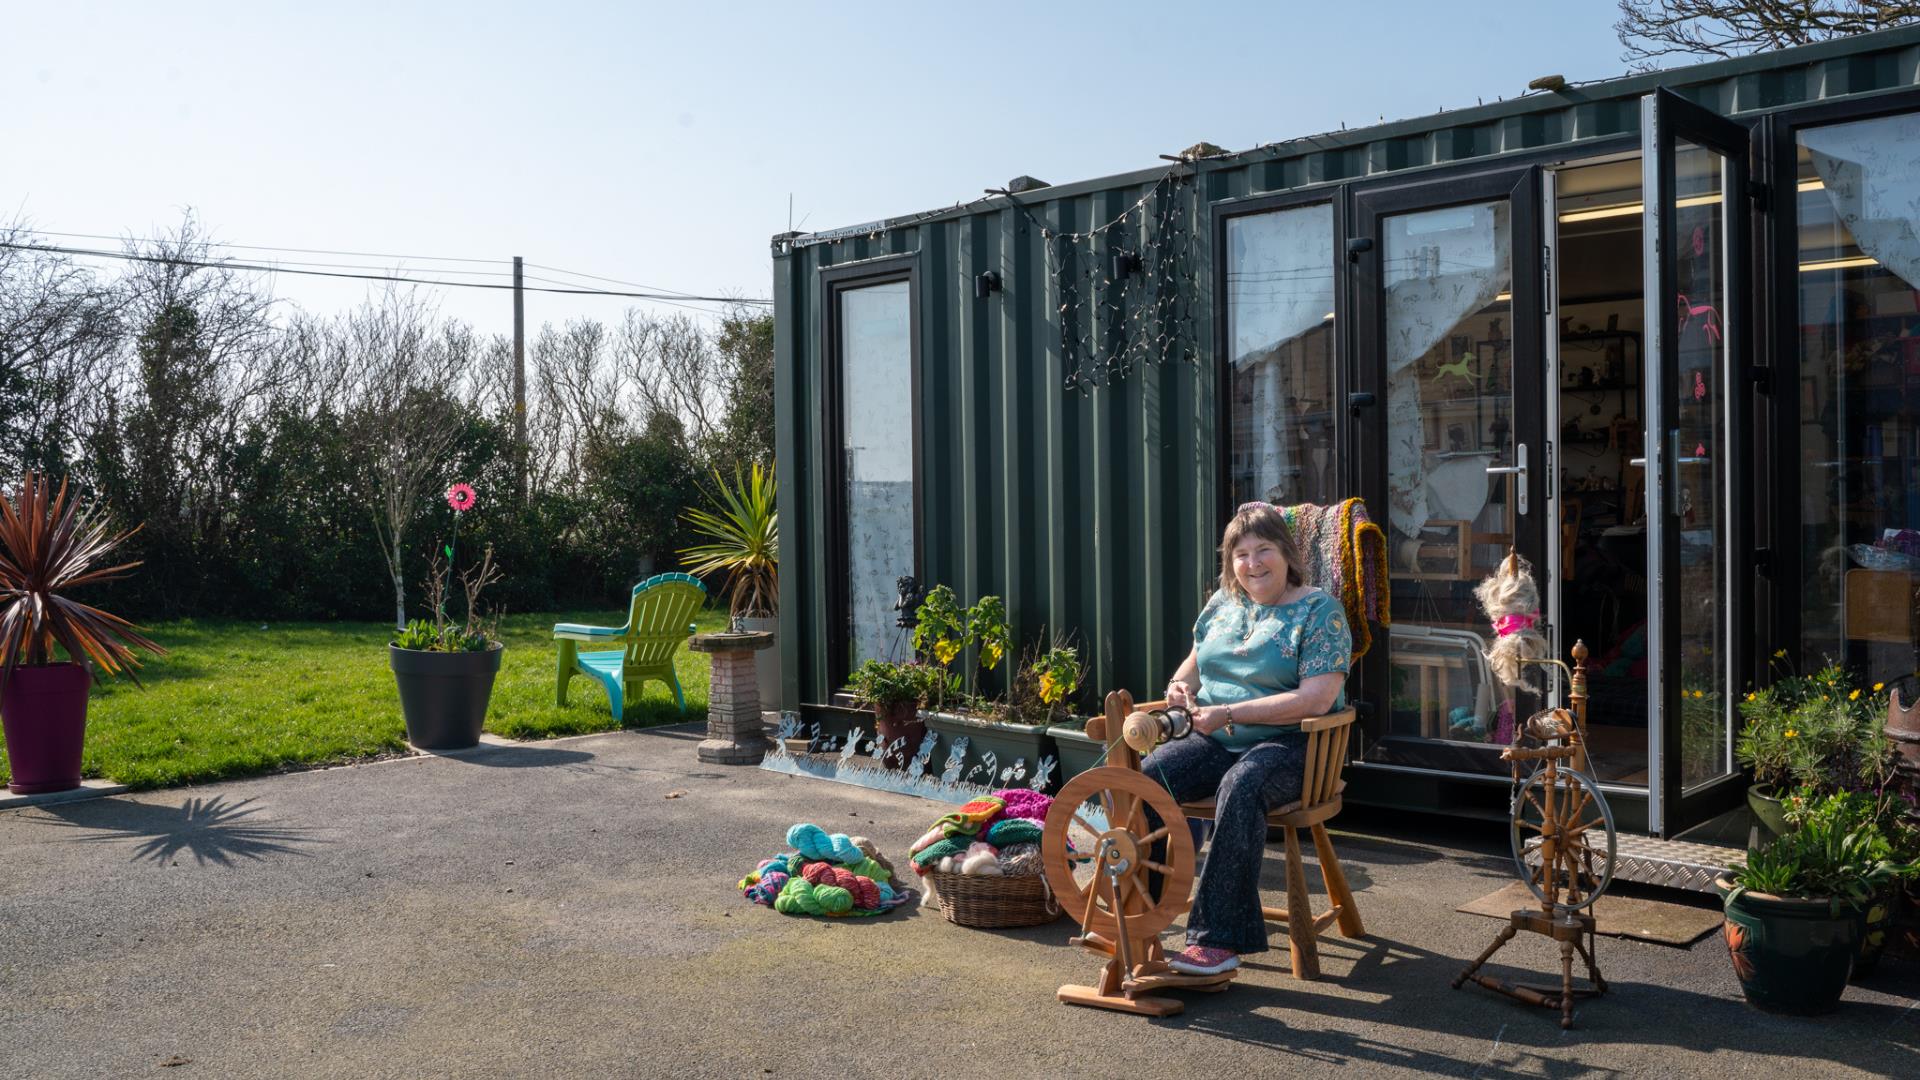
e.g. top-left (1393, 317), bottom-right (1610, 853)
top-left (553, 572), bottom-right (707, 716)
top-left (1171, 703), bottom-right (1365, 981)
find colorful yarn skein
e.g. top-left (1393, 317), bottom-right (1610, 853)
top-left (786, 823), bottom-right (866, 864)
top-left (935, 796), bottom-right (1006, 839)
top-left (984, 818), bottom-right (1043, 847)
top-left (990, 788), bottom-right (1053, 822)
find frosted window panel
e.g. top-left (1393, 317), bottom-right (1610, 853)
top-left (839, 281), bottom-right (914, 668)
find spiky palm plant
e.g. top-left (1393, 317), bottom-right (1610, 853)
top-left (0, 474), bottom-right (164, 690)
top-left (678, 461), bottom-right (778, 619)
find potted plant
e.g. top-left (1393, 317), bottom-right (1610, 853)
top-left (389, 483), bottom-right (504, 751)
top-left (846, 658), bottom-right (935, 769)
top-left (1736, 662), bottom-right (1892, 835)
top-left (0, 474), bottom-right (165, 794)
top-left (680, 461), bottom-right (778, 711)
top-left (1717, 789), bottom-right (1917, 1014)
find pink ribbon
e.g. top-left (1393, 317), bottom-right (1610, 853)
top-left (1493, 613), bottom-right (1538, 637)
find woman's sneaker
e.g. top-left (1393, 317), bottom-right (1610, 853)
top-left (1168, 945), bottom-right (1239, 976)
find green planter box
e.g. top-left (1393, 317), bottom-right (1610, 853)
top-left (1046, 720), bottom-right (1108, 783)
top-left (923, 710), bottom-right (1058, 791)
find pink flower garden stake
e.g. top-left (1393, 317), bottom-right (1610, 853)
top-left (441, 482), bottom-right (477, 621)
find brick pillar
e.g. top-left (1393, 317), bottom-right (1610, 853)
top-left (690, 631), bottom-right (774, 765)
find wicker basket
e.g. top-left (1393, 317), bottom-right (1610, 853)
top-left (925, 868), bottom-right (1062, 928)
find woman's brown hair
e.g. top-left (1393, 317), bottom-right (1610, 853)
top-left (1217, 502), bottom-right (1307, 600)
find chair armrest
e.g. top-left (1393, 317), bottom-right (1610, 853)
top-left (1296, 707), bottom-right (1357, 734)
top-left (553, 623), bottom-right (624, 641)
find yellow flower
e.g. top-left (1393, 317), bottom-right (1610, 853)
top-left (1692, 689), bottom-right (1705, 699)
top-left (1039, 672), bottom-right (1060, 704)
top-left (1850, 689), bottom-right (1861, 701)
top-left (1874, 682), bottom-right (1885, 692)
top-left (934, 640), bottom-right (961, 665)
top-left (982, 641), bottom-right (1004, 669)
top-left (1745, 692), bottom-right (1756, 702)
top-left (1773, 648), bottom-right (1788, 659)
top-left (1786, 729), bottom-right (1798, 738)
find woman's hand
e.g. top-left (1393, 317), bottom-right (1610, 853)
top-left (1165, 680), bottom-right (1193, 709)
top-left (1190, 705), bottom-right (1232, 735)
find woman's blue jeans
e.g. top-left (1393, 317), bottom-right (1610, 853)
top-left (1141, 732), bottom-right (1306, 954)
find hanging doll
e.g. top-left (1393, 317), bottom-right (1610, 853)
top-left (1473, 550), bottom-right (1550, 694)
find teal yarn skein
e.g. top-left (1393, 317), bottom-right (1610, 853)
top-left (786, 823), bottom-right (864, 864)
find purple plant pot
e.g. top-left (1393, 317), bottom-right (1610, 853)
top-left (1, 662), bottom-right (92, 794)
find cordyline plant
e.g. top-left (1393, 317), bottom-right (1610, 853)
top-left (0, 474), bottom-right (165, 691)
top-left (679, 461), bottom-right (777, 619)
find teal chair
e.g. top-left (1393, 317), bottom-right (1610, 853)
top-left (554, 573), bottom-right (707, 716)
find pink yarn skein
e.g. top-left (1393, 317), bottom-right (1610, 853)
top-left (993, 788), bottom-right (1053, 822)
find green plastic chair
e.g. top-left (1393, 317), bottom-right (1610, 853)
top-left (553, 572), bottom-right (708, 717)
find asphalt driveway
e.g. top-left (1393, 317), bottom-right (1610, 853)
top-left (1, 725), bottom-right (1914, 1078)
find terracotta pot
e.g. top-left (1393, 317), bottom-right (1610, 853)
top-left (1746, 783), bottom-right (1791, 836)
top-left (0, 662), bottom-right (92, 794)
top-left (870, 701), bottom-right (924, 770)
top-left (1717, 876), bottom-right (1862, 1015)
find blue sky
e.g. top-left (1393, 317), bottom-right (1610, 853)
top-left (3, 1), bottom-right (1633, 333)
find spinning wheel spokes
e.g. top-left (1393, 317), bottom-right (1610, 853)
top-left (1509, 765), bottom-right (1617, 911)
top-left (1043, 767), bottom-right (1196, 942)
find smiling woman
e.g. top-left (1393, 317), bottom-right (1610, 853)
top-left (1140, 501), bottom-right (1353, 976)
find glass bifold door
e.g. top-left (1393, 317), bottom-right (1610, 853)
top-left (1344, 92), bottom-right (1753, 836)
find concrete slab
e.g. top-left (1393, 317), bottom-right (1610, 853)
top-left (0, 724), bottom-right (1913, 1079)
top-left (0, 777), bottom-right (130, 812)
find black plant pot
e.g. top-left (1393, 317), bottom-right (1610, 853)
top-left (389, 644), bottom-right (503, 750)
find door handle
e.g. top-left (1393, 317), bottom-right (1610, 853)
top-left (1484, 442), bottom-right (1528, 515)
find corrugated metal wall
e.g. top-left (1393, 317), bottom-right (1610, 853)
top-left (773, 27), bottom-right (1920, 715)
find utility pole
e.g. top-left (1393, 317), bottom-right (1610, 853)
top-left (512, 255), bottom-right (527, 503)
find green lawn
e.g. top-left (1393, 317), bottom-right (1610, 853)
top-left (0, 608), bottom-right (730, 791)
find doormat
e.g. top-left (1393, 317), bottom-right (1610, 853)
top-left (1456, 882), bottom-right (1723, 947)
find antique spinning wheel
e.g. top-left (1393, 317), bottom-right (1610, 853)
top-left (1454, 647), bottom-right (1612, 1029)
top-left (1038, 691), bottom-right (1236, 1017)
top-left (1509, 749), bottom-right (1618, 912)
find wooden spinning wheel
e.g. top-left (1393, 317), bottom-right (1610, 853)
top-left (1039, 692), bottom-right (1238, 1017)
top-left (1509, 754), bottom-right (1618, 911)
top-left (1453, 643), bottom-right (1611, 1029)
top-left (1042, 769), bottom-right (1195, 942)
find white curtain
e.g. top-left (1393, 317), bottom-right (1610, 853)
top-left (1802, 113), bottom-right (1920, 289)
top-left (1383, 203), bottom-right (1511, 540)
top-left (1228, 204), bottom-right (1335, 371)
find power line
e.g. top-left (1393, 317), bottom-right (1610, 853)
top-left (524, 262), bottom-right (715, 300)
top-left (2, 241), bottom-right (771, 305)
top-left (11, 227), bottom-right (506, 265)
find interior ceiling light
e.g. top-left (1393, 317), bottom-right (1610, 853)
top-left (1558, 191), bottom-right (1725, 224)
top-left (1798, 255), bottom-right (1878, 273)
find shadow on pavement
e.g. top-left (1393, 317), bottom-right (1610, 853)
top-left (439, 744), bottom-right (595, 769)
top-left (35, 795), bottom-right (324, 866)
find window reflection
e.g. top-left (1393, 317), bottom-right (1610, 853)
top-left (1796, 114), bottom-right (1920, 690)
top-left (1226, 204), bottom-right (1337, 506)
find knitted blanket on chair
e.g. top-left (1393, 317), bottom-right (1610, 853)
top-left (1280, 497), bottom-right (1391, 658)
